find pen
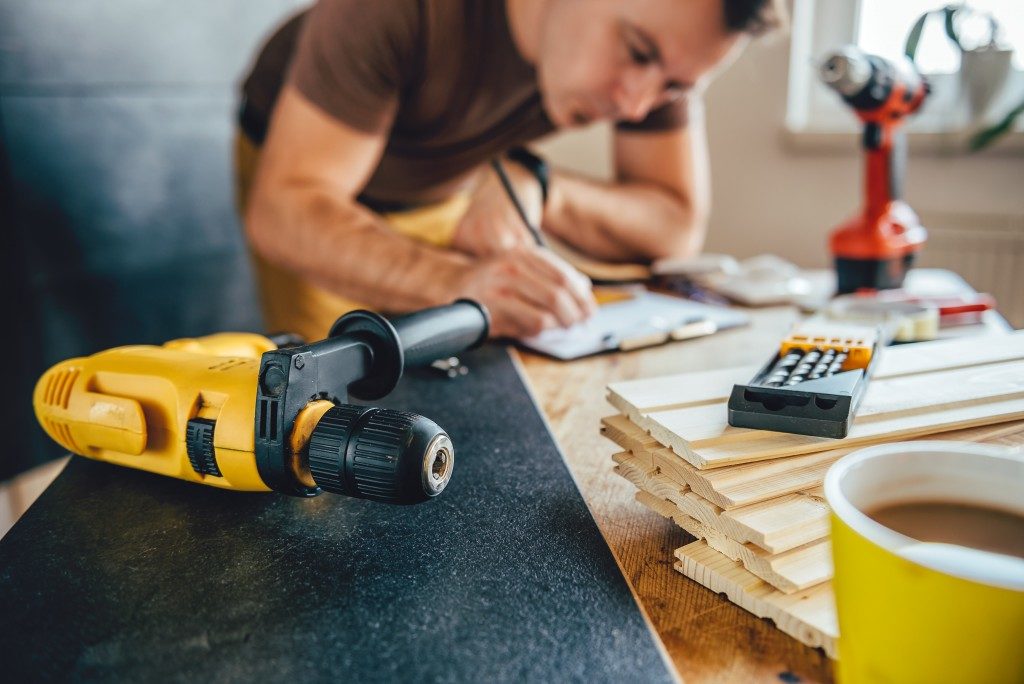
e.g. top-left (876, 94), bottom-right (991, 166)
top-left (490, 157), bottom-right (547, 248)
top-left (492, 155), bottom-right (600, 322)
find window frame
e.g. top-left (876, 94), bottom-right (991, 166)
top-left (785, 0), bottom-right (1024, 153)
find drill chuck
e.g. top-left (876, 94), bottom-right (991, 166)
top-left (819, 46), bottom-right (927, 113)
top-left (307, 405), bottom-right (454, 504)
top-left (820, 46), bottom-right (872, 97)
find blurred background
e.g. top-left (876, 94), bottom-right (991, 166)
top-left (1, 0), bottom-right (1022, 524)
top-left (539, 0), bottom-right (1024, 318)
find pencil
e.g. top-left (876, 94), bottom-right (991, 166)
top-left (490, 157), bottom-right (547, 248)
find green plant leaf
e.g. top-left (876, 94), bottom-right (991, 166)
top-left (969, 98), bottom-right (1024, 151)
top-left (943, 4), bottom-right (962, 50)
top-left (905, 12), bottom-right (930, 60)
top-left (905, 4), bottom-right (964, 61)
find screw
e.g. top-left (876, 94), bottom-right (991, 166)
top-left (294, 356), bottom-right (305, 370)
top-left (261, 365), bottom-right (288, 397)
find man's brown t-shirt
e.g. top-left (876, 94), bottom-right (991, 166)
top-left (241, 0), bottom-right (687, 206)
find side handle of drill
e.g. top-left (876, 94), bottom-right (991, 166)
top-left (253, 300), bottom-right (491, 503)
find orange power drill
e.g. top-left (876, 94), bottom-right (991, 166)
top-left (820, 46), bottom-right (930, 294)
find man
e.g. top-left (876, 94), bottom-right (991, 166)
top-left (237, 0), bottom-right (781, 341)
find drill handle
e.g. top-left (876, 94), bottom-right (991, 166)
top-left (329, 300), bottom-right (489, 401)
top-left (890, 128), bottom-right (906, 202)
top-left (393, 299), bottom-right (490, 368)
top-left (864, 124), bottom-right (906, 212)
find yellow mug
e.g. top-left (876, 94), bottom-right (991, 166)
top-left (824, 441), bottom-right (1024, 684)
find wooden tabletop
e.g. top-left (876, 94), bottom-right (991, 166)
top-left (512, 304), bottom-right (1014, 683)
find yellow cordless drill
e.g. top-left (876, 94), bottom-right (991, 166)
top-left (34, 301), bottom-right (489, 504)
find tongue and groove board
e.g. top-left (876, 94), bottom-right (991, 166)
top-left (609, 446), bottom-right (829, 554)
top-left (616, 454), bottom-right (833, 594)
top-left (623, 478), bottom-right (839, 655)
top-left (674, 541), bottom-right (839, 659)
top-left (608, 330), bottom-right (1024, 423)
top-left (607, 331), bottom-right (1024, 470)
top-left (637, 489), bottom-right (832, 594)
top-left (608, 420), bottom-right (1024, 600)
top-left (602, 413), bottom-right (850, 510)
top-left (614, 444), bottom-right (829, 549)
top-left (602, 331), bottom-right (1024, 659)
top-left (602, 413), bottom-right (1024, 511)
top-left (651, 381), bottom-right (1024, 470)
top-left (605, 415), bottom-right (1024, 550)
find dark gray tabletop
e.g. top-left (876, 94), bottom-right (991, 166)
top-left (0, 345), bottom-right (672, 683)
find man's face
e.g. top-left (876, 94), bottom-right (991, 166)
top-left (535, 0), bottom-right (747, 127)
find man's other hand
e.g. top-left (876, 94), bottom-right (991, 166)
top-left (452, 162), bottom-right (543, 257)
top-left (455, 247), bottom-right (597, 338)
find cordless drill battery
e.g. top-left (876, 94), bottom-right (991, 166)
top-left (727, 324), bottom-right (881, 438)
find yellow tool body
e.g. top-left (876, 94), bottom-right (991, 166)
top-left (35, 334), bottom-right (275, 491)
top-left (33, 301), bottom-right (490, 504)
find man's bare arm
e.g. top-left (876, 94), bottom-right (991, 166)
top-left (541, 100), bottom-right (710, 262)
top-left (246, 85), bottom-right (474, 310)
top-left (245, 86), bottom-right (593, 337)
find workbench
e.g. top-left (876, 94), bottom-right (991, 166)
top-left (1, 296), bottom-right (1013, 683)
top-left (0, 345), bottom-right (673, 683)
top-left (514, 303), bottom-right (1015, 684)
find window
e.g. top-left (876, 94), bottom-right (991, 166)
top-left (857, 0), bottom-right (1023, 73)
top-left (786, 0), bottom-right (1024, 144)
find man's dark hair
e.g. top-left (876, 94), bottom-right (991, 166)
top-left (723, 0), bottom-right (786, 36)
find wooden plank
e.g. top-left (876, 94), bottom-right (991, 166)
top-left (874, 329), bottom-right (1024, 379)
top-left (607, 365), bottom-right (758, 424)
top-left (518, 301), bottom-right (1011, 681)
top-left (724, 487), bottom-right (829, 554)
top-left (674, 541), bottom-right (838, 659)
top-left (680, 395), bottom-right (1024, 469)
top-left (601, 414), bottom-right (660, 468)
top-left (607, 330), bottom-right (1024, 421)
top-left (651, 447), bottom-right (846, 510)
top-left (612, 449), bottom-right (830, 554)
top-left (605, 414), bottom-right (867, 508)
top-left (603, 414), bottom-right (1024, 509)
top-left (634, 489), bottom-right (832, 593)
top-left (649, 360), bottom-right (1024, 456)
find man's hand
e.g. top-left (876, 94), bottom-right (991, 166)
top-left (451, 162), bottom-right (543, 257)
top-left (454, 247), bottom-right (597, 338)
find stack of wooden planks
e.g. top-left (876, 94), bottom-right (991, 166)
top-left (601, 330), bottom-right (1024, 658)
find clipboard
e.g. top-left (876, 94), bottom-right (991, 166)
top-left (518, 287), bottom-right (749, 360)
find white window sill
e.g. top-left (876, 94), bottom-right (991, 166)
top-left (780, 126), bottom-right (1024, 157)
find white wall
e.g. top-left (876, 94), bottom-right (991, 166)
top-left (536, 29), bottom-right (1024, 270)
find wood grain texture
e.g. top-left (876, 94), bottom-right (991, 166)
top-left (674, 541), bottom-right (838, 659)
top-left (680, 396), bottom-right (1024, 468)
top-left (607, 365), bottom-right (758, 424)
top-left (610, 446), bottom-right (830, 554)
top-left (605, 412), bottom-right (1024, 510)
top-left (631, 486), bottom-right (832, 593)
top-left (610, 331), bottom-right (1024, 469)
top-left (646, 360), bottom-right (1024, 468)
top-left (608, 330), bottom-right (1024, 422)
top-left (514, 306), bottom-right (839, 683)
top-left (518, 303), bottom-right (1016, 683)
top-left (603, 413), bottom-right (854, 509)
